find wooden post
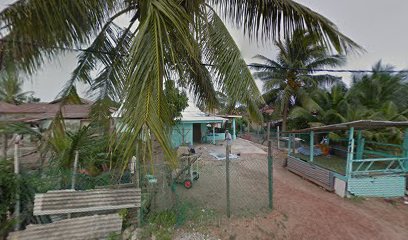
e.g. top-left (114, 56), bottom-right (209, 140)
top-left (310, 131), bottom-right (314, 162)
top-left (346, 127), bottom-right (355, 177)
top-left (277, 126), bottom-right (280, 149)
top-left (14, 136), bottom-right (20, 231)
top-left (226, 144), bottom-right (231, 218)
top-left (267, 126), bottom-right (273, 209)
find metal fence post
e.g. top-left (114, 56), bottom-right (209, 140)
top-left (226, 144), bottom-right (231, 218)
top-left (267, 124), bottom-right (273, 210)
top-left (277, 126), bottom-right (280, 149)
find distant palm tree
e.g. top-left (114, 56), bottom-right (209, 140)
top-left (0, 70), bottom-right (33, 159)
top-left (291, 62), bottom-right (408, 144)
top-left (348, 61), bottom-right (408, 112)
top-left (0, 0), bottom-right (360, 163)
top-left (252, 29), bottom-right (346, 131)
top-left (290, 83), bottom-right (350, 127)
top-left (0, 70), bottom-right (32, 104)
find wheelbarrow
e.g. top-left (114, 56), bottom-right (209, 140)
top-left (174, 153), bottom-right (201, 189)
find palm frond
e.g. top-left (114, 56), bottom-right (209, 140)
top-left (118, 0), bottom-right (197, 167)
top-left (0, 0), bottom-right (126, 72)
top-left (201, 8), bottom-right (264, 119)
top-left (210, 0), bottom-right (362, 53)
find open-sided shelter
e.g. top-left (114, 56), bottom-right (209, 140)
top-left (285, 120), bottom-right (408, 198)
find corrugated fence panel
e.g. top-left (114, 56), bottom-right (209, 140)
top-left (8, 214), bottom-right (122, 240)
top-left (287, 156), bottom-right (334, 191)
top-left (348, 176), bottom-right (406, 197)
top-left (34, 188), bottom-right (141, 215)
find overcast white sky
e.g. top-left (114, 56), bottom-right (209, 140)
top-left (1, 0), bottom-right (408, 101)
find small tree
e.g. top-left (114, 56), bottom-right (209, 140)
top-left (164, 80), bottom-right (188, 121)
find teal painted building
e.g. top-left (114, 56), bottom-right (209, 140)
top-left (170, 104), bottom-right (241, 147)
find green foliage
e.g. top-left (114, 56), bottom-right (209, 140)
top-left (140, 210), bottom-right (177, 240)
top-left (164, 80), bottom-right (188, 120)
top-left (0, 0), bottom-right (359, 167)
top-left (0, 68), bottom-right (36, 104)
top-left (252, 29), bottom-right (346, 130)
top-left (0, 159), bottom-right (17, 236)
top-left (289, 61), bottom-right (408, 144)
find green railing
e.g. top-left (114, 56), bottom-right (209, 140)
top-left (351, 157), bottom-right (408, 175)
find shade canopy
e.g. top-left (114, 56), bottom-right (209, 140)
top-left (286, 120), bottom-right (408, 133)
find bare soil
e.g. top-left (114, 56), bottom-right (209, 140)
top-left (180, 139), bottom-right (408, 240)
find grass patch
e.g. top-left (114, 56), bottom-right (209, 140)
top-left (293, 153), bottom-right (347, 174)
top-left (140, 210), bottom-right (177, 240)
top-left (348, 195), bottom-right (365, 203)
top-left (139, 201), bottom-right (220, 239)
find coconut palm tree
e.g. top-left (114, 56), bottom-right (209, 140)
top-left (348, 61), bottom-right (408, 112)
top-left (290, 83), bottom-right (349, 127)
top-left (251, 29), bottom-right (346, 131)
top-left (0, 0), bottom-right (360, 163)
top-left (0, 70), bottom-right (32, 104)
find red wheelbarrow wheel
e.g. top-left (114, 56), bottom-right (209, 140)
top-left (183, 179), bottom-right (192, 189)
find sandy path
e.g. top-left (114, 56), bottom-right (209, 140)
top-left (202, 140), bottom-right (408, 240)
top-left (181, 142), bottom-right (408, 240)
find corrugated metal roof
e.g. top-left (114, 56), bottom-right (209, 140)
top-left (0, 101), bottom-right (20, 112)
top-left (178, 104), bottom-right (227, 123)
top-left (34, 188), bottom-right (141, 216)
top-left (286, 120), bottom-right (408, 133)
top-left (7, 214), bottom-right (122, 240)
top-left (0, 103), bottom-right (94, 121)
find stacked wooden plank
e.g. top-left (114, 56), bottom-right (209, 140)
top-left (8, 187), bottom-right (141, 240)
top-left (8, 214), bottom-right (122, 240)
top-left (34, 188), bottom-right (141, 215)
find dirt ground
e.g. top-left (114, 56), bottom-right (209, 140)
top-left (178, 139), bottom-right (408, 240)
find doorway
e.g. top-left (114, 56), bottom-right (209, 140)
top-left (193, 123), bottom-right (202, 143)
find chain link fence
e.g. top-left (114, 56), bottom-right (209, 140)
top-left (2, 137), bottom-right (274, 239)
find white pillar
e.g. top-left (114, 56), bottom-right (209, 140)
top-left (14, 135), bottom-right (21, 231)
top-left (232, 118), bottom-right (236, 140)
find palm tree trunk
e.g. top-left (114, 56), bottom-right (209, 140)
top-left (282, 100), bottom-right (289, 132)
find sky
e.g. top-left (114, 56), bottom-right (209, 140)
top-left (1, 0), bottom-right (408, 101)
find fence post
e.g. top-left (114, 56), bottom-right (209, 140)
top-left (346, 127), bottom-right (355, 177)
top-left (277, 126), bottom-right (280, 149)
top-left (403, 129), bottom-right (408, 171)
top-left (310, 131), bottom-right (314, 162)
top-left (267, 123), bottom-right (273, 209)
top-left (226, 144), bottom-right (231, 218)
top-left (14, 136), bottom-right (20, 231)
top-left (287, 133), bottom-right (292, 156)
